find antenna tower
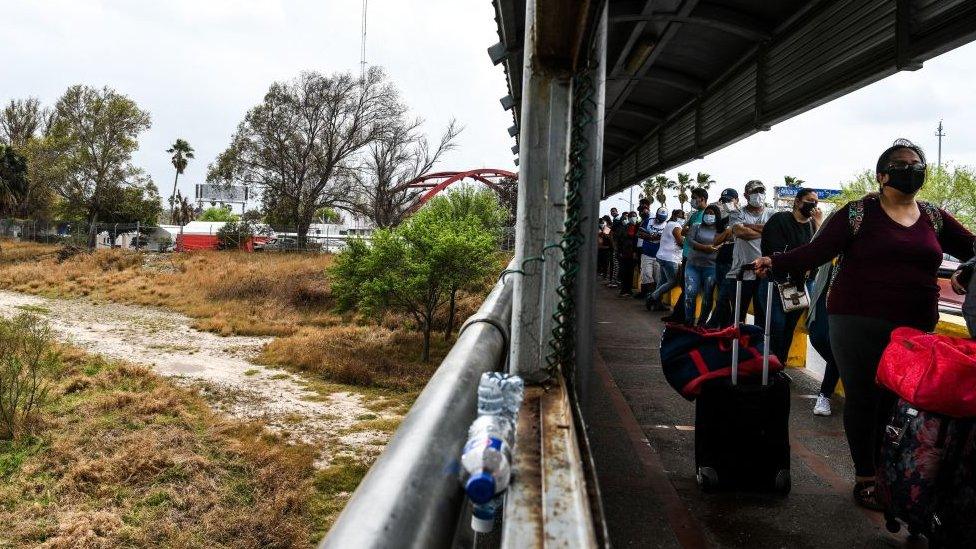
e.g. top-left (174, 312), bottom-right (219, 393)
top-left (360, 0), bottom-right (368, 80)
top-left (935, 119), bottom-right (946, 172)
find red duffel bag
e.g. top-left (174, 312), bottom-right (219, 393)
top-left (877, 327), bottom-right (976, 418)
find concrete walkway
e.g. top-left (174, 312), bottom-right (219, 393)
top-left (581, 283), bottom-right (925, 548)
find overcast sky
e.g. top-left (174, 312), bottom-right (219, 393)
top-left (4, 0), bottom-right (976, 215)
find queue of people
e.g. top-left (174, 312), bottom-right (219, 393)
top-left (600, 138), bottom-right (976, 512)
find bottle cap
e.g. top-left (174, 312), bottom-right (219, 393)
top-left (465, 471), bottom-right (496, 504)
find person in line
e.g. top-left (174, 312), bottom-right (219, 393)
top-left (662, 188), bottom-right (709, 322)
top-left (951, 242), bottom-right (976, 337)
top-left (706, 188), bottom-right (739, 328)
top-left (636, 207), bottom-right (668, 300)
top-left (757, 188), bottom-right (823, 364)
top-left (684, 204), bottom-right (731, 325)
top-left (597, 215), bottom-right (613, 280)
top-left (754, 139), bottom-right (975, 510)
top-left (633, 201), bottom-right (655, 299)
top-left (647, 210), bottom-right (685, 311)
top-left (616, 211), bottom-right (639, 297)
top-left (809, 260), bottom-right (840, 416)
top-left (728, 180), bottom-right (774, 325)
top-left (608, 208), bottom-right (621, 288)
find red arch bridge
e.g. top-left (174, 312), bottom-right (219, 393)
top-left (394, 168), bottom-right (517, 212)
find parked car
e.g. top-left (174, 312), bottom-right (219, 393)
top-left (938, 254), bottom-right (963, 314)
top-left (255, 237), bottom-right (298, 251)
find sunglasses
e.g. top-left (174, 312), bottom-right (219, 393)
top-left (884, 162), bottom-right (926, 174)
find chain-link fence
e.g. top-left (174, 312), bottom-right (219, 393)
top-left (0, 219), bottom-right (514, 254)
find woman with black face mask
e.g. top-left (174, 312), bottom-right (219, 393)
top-left (754, 139), bottom-right (975, 511)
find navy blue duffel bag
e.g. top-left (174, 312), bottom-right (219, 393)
top-left (660, 323), bottom-right (783, 400)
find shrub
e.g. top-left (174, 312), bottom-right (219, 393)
top-left (0, 314), bottom-right (60, 440)
top-left (199, 207), bottom-right (239, 222)
top-left (216, 221), bottom-right (255, 250)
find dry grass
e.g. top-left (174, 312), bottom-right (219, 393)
top-left (0, 239), bottom-right (59, 265)
top-left (0, 346), bottom-right (355, 548)
top-left (0, 241), bottom-right (491, 392)
top-left (0, 247), bottom-right (336, 337)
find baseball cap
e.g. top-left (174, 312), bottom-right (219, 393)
top-left (719, 188), bottom-right (738, 202)
top-left (744, 180), bottom-right (765, 195)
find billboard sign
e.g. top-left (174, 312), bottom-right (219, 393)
top-left (773, 186), bottom-right (843, 201)
top-left (195, 184), bottom-right (250, 203)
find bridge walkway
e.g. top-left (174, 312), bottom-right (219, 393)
top-left (583, 283), bottom-right (927, 548)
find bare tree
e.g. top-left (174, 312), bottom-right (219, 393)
top-left (346, 118), bottom-right (462, 228)
top-left (208, 67), bottom-right (404, 243)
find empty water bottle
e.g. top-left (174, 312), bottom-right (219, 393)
top-left (478, 372), bottom-right (524, 421)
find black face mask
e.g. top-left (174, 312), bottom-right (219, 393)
top-left (799, 202), bottom-right (816, 217)
top-left (885, 164), bottom-right (926, 195)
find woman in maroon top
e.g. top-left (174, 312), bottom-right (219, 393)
top-left (755, 140), bottom-right (975, 510)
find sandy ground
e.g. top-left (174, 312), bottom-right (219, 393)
top-left (0, 290), bottom-right (391, 465)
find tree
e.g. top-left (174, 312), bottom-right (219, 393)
top-left (241, 209), bottom-right (264, 223)
top-left (0, 145), bottom-right (28, 217)
top-left (695, 172), bottom-right (713, 191)
top-left (345, 117), bottom-right (462, 228)
top-left (672, 172), bottom-right (693, 211)
top-left (315, 207), bottom-right (342, 224)
top-left (216, 220), bottom-right (254, 250)
top-left (172, 191), bottom-right (196, 224)
top-left (784, 175), bottom-right (805, 188)
top-left (199, 207), bottom-right (239, 222)
top-left (209, 67), bottom-right (404, 244)
top-left (418, 187), bottom-right (507, 337)
top-left (167, 139), bottom-right (194, 222)
top-left (0, 98), bottom-right (47, 149)
top-left (46, 85), bottom-right (152, 247)
top-left (331, 210), bottom-right (497, 362)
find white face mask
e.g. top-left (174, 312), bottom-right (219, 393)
top-left (748, 193), bottom-right (765, 208)
top-left (622, 218), bottom-right (631, 225)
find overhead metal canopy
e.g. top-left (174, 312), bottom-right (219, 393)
top-left (491, 0), bottom-right (976, 198)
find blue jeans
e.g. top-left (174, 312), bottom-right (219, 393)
top-left (706, 262), bottom-right (734, 328)
top-left (684, 264), bottom-right (716, 325)
top-left (649, 260), bottom-right (678, 302)
top-left (758, 279), bottom-right (814, 365)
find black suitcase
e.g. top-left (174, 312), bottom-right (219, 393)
top-left (694, 266), bottom-right (791, 494)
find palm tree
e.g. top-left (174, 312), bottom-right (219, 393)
top-left (695, 172), bottom-right (713, 192)
top-left (784, 175), bottom-right (805, 188)
top-left (673, 172), bottom-right (693, 211)
top-left (649, 175), bottom-right (670, 208)
top-left (167, 139), bottom-right (195, 222)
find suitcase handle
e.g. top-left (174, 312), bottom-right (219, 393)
top-left (735, 264), bottom-right (756, 281)
top-left (731, 272), bottom-right (775, 386)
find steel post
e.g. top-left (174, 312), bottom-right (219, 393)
top-left (539, 78), bottom-right (572, 371)
top-left (511, 0), bottom-right (554, 382)
top-left (573, 1), bottom-right (607, 404)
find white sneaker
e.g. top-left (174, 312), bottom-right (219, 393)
top-left (813, 394), bottom-right (832, 416)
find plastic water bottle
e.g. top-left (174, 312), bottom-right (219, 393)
top-left (459, 372), bottom-right (525, 533)
top-left (471, 495), bottom-right (503, 534)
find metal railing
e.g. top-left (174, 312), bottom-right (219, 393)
top-left (320, 266), bottom-right (514, 549)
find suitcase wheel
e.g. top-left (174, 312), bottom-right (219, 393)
top-left (697, 467), bottom-right (719, 492)
top-left (774, 469), bottom-right (791, 495)
top-left (884, 514), bottom-right (901, 534)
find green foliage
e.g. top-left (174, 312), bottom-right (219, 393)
top-left (241, 209), bottom-right (264, 223)
top-left (419, 187), bottom-right (508, 238)
top-left (0, 314), bottom-right (60, 440)
top-left (47, 85), bottom-right (152, 226)
top-left (831, 165), bottom-right (976, 230)
top-left (0, 145), bottom-right (28, 217)
top-left (216, 220), bottom-right (254, 250)
top-left (329, 203), bottom-right (498, 361)
top-left (315, 207), bottom-right (342, 224)
top-left (784, 175), bottom-right (805, 188)
top-left (199, 207), bottom-right (239, 222)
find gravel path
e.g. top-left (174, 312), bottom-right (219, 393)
top-left (0, 290), bottom-right (391, 465)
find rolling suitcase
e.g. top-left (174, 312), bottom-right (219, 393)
top-left (694, 266), bottom-right (791, 494)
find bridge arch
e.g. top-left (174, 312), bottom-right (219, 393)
top-left (394, 168), bottom-right (517, 212)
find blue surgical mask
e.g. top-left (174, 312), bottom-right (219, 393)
top-left (655, 214), bottom-right (667, 222)
top-left (703, 214), bottom-right (716, 225)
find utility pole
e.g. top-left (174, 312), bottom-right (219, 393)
top-left (935, 119), bottom-right (945, 172)
top-left (360, 0), bottom-right (368, 80)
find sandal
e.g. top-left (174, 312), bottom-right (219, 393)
top-left (853, 481), bottom-right (884, 511)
